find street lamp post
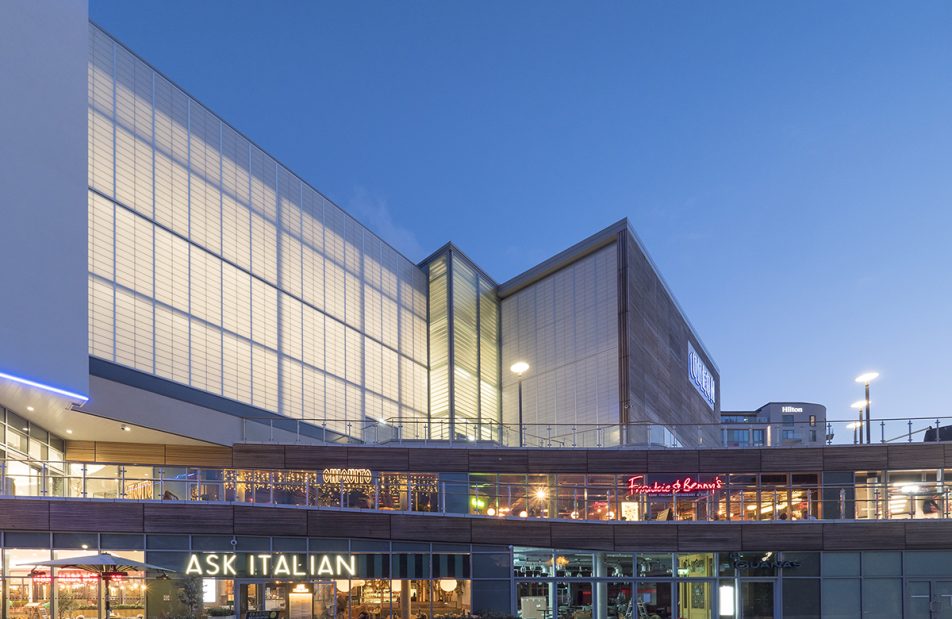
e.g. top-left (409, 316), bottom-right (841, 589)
top-left (855, 372), bottom-right (879, 445)
top-left (510, 361), bottom-right (529, 447)
top-left (851, 400), bottom-right (868, 445)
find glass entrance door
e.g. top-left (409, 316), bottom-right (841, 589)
top-left (907, 581), bottom-right (952, 619)
top-left (238, 580), bottom-right (336, 619)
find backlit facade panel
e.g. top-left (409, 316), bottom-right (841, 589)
top-left (86, 25), bottom-right (429, 434)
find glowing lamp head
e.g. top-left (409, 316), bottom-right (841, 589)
top-left (855, 372), bottom-right (879, 384)
top-left (510, 361), bottom-right (530, 376)
top-left (851, 400), bottom-right (868, 411)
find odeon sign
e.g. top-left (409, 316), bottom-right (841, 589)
top-left (186, 553), bottom-right (356, 578)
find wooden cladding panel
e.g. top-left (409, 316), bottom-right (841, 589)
top-left (551, 522), bottom-right (614, 550)
top-left (677, 525), bottom-right (742, 551)
top-left (284, 445), bottom-right (348, 470)
top-left (233, 445), bottom-right (286, 469)
top-left (469, 450), bottom-right (529, 473)
top-left (904, 521), bottom-right (952, 550)
top-left (0, 500), bottom-right (50, 530)
top-left (587, 451), bottom-right (648, 473)
top-left (761, 449), bottom-right (823, 472)
top-left (391, 514), bottom-right (471, 543)
top-left (614, 524), bottom-right (678, 551)
top-left (698, 450), bottom-right (761, 473)
top-left (822, 446), bottom-right (886, 471)
top-left (64, 441), bottom-right (96, 461)
top-left (308, 511), bottom-right (391, 539)
top-left (528, 450), bottom-right (587, 473)
top-left (65, 441), bottom-right (232, 467)
top-left (347, 447), bottom-right (409, 471)
top-left (50, 501), bottom-right (143, 532)
top-left (887, 444), bottom-right (946, 470)
top-left (8, 498), bottom-right (952, 552)
top-left (95, 442), bottom-right (166, 465)
top-left (471, 518), bottom-right (551, 548)
top-left (821, 522), bottom-right (905, 550)
top-left (165, 445), bottom-right (233, 467)
top-left (741, 523), bottom-right (822, 550)
top-left (234, 506), bottom-right (307, 536)
top-left (646, 450), bottom-right (699, 473)
top-left (407, 448), bottom-right (469, 472)
top-left (144, 504), bottom-right (234, 533)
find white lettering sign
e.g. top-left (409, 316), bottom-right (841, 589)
top-left (186, 553), bottom-right (356, 578)
top-left (781, 406), bottom-right (803, 413)
top-left (688, 342), bottom-right (716, 409)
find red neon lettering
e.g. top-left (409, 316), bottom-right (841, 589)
top-left (627, 476), bottom-right (723, 495)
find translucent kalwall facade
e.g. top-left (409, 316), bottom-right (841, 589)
top-left (500, 245), bottom-right (618, 444)
top-left (87, 25), bottom-right (428, 435)
top-left (426, 250), bottom-right (500, 440)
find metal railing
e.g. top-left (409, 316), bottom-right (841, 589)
top-left (3, 457), bottom-right (952, 524)
top-left (237, 415), bottom-right (952, 448)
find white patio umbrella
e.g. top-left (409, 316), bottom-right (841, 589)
top-left (28, 552), bottom-right (174, 618)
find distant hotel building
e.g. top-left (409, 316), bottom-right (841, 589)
top-left (721, 403), bottom-right (827, 448)
top-left (1, 2), bottom-right (951, 618)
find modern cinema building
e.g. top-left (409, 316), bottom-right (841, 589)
top-left (2, 4), bottom-right (952, 619)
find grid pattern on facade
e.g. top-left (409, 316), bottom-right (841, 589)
top-left (86, 25), bottom-right (428, 434)
top-left (500, 245), bottom-right (618, 433)
top-left (426, 252), bottom-right (500, 440)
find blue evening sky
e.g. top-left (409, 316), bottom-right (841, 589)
top-left (90, 1), bottom-right (952, 435)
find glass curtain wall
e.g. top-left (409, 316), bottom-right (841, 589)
top-left (425, 248), bottom-right (500, 441)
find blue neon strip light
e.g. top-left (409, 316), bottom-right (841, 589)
top-left (0, 370), bottom-right (89, 403)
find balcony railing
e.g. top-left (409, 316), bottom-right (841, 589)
top-left (2, 457), bottom-right (952, 524)
top-left (237, 415), bottom-right (952, 448)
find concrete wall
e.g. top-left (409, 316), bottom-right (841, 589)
top-left (0, 1), bottom-right (89, 398)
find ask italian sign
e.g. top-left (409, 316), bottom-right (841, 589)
top-left (186, 553), bottom-right (357, 578)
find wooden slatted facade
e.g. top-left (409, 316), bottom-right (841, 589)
top-left (2, 497), bottom-right (951, 552)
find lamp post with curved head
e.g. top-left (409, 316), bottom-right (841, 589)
top-left (510, 361), bottom-right (530, 447)
top-left (851, 400), bottom-right (868, 445)
top-left (855, 372), bottom-right (879, 445)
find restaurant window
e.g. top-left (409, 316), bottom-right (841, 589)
top-left (525, 474), bottom-right (550, 519)
top-left (602, 553), bottom-right (633, 578)
top-left (123, 465), bottom-right (156, 500)
top-left (469, 473), bottom-right (497, 516)
top-left (514, 548), bottom-right (553, 578)
top-left (885, 469), bottom-right (942, 519)
top-left (555, 552), bottom-right (593, 579)
top-left (636, 554), bottom-right (672, 578)
top-left (5, 548), bottom-right (52, 619)
top-left (497, 474), bottom-right (528, 518)
top-left (557, 581), bottom-right (591, 619)
top-left (635, 581), bottom-right (671, 619)
top-left (517, 581), bottom-right (550, 619)
top-left (556, 474), bottom-right (586, 520)
top-left (677, 553), bottom-right (714, 578)
top-left (782, 579), bottom-right (820, 619)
